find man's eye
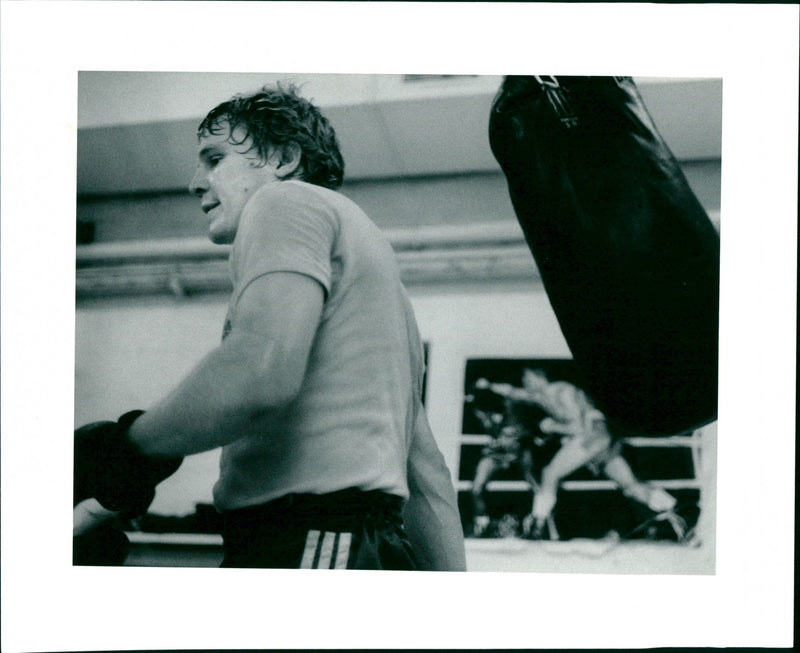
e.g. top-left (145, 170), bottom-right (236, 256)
top-left (208, 155), bottom-right (223, 167)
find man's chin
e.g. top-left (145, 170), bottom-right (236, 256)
top-left (208, 226), bottom-right (235, 245)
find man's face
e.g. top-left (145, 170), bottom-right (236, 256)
top-left (189, 122), bottom-right (282, 244)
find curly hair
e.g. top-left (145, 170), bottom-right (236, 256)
top-left (197, 83), bottom-right (344, 190)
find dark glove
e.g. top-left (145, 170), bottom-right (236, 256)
top-left (73, 522), bottom-right (131, 566)
top-left (74, 411), bottom-right (183, 519)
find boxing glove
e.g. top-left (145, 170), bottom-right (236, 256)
top-left (73, 522), bottom-right (131, 566)
top-left (74, 411), bottom-right (183, 519)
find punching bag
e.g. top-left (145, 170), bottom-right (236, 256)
top-left (489, 76), bottom-right (719, 436)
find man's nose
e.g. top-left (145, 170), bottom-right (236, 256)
top-left (189, 168), bottom-right (207, 196)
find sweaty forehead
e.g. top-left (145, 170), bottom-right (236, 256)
top-left (197, 130), bottom-right (230, 151)
top-left (196, 124), bottom-right (252, 156)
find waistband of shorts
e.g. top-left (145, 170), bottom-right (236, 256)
top-left (221, 488), bottom-right (404, 525)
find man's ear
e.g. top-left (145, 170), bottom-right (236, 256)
top-left (274, 144), bottom-right (302, 180)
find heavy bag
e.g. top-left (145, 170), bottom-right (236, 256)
top-left (489, 76), bottom-right (720, 436)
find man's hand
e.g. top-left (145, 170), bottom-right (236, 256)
top-left (74, 412), bottom-right (183, 519)
top-left (539, 416), bottom-right (578, 438)
top-left (73, 498), bottom-right (119, 536)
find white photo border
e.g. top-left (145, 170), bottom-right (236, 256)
top-left (1, 2), bottom-right (797, 650)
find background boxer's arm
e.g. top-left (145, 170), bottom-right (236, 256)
top-left (471, 408), bottom-right (501, 435)
top-left (127, 272), bottom-right (324, 457)
top-left (476, 379), bottom-right (522, 400)
top-left (539, 416), bottom-right (581, 438)
top-left (403, 404), bottom-right (467, 571)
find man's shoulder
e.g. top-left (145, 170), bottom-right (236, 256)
top-left (250, 179), bottom-right (329, 204)
top-left (250, 180), bottom-right (367, 220)
top-left (244, 180), bottom-right (382, 248)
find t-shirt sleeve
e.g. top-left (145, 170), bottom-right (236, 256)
top-left (229, 183), bottom-right (336, 310)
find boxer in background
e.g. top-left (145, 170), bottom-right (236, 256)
top-left (74, 84), bottom-right (466, 571)
top-left (467, 399), bottom-right (536, 537)
top-left (475, 370), bottom-right (682, 540)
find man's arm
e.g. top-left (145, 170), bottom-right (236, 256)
top-left (127, 272), bottom-right (324, 457)
top-left (403, 404), bottom-right (467, 571)
top-left (471, 408), bottom-right (501, 435)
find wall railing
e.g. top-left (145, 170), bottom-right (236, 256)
top-left (76, 221), bottom-right (540, 298)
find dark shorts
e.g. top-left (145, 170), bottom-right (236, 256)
top-left (220, 488), bottom-right (417, 570)
top-left (585, 435), bottom-right (624, 476)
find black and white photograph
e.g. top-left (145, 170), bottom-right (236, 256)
top-left (1, 2), bottom-right (797, 651)
top-left (71, 70), bottom-right (721, 575)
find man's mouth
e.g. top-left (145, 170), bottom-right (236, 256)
top-left (202, 201), bottom-right (220, 215)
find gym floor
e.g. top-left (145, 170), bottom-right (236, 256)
top-left (122, 531), bottom-right (713, 574)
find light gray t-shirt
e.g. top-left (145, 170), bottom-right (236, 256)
top-left (213, 180), bottom-right (424, 511)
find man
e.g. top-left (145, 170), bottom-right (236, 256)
top-left (466, 397), bottom-right (536, 537)
top-left (74, 84), bottom-right (466, 571)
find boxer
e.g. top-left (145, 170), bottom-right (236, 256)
top-left (74, 84), bottom-right (466, 570)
